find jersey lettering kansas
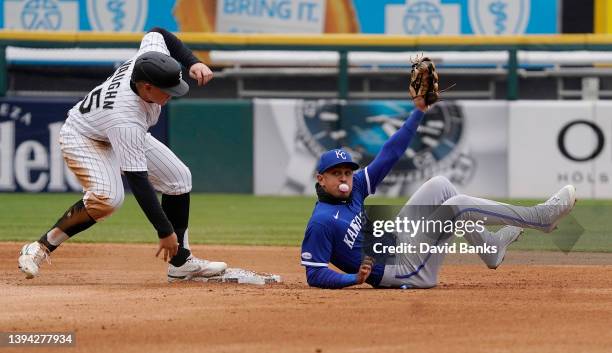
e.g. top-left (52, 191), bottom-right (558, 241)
top-left (301, 167), bottom-right (385, 286)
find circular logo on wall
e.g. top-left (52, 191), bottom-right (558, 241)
top-left (21, 0), bottom-right (62, 30)
top-left (469, 0), bottom-right (530, 35)
top-left (87, 0), bottom-right (148, 32)
top-left (295, 100), bottom-right (475, 195)
top-left (557, 120), bottom-right (605, 162)
top-left (403, 1), bottom-right (444, 35)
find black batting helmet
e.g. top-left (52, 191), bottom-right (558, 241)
top-left (131, 51), bottom-right (189, 97)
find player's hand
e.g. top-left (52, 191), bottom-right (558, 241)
top-left (156, 232), bottom-right (179, 262)
top-left (413, 96), bottom-right (428, 112)
top-left (189, 62), bottom-right (213, 86)
top-left (356, 256), bottom-right (374, 284)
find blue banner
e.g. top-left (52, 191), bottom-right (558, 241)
top-left (356, 0), bottom-right (557, 35)
top-left (0, 0), bottom-right (557, 34)
top-left (0, 97), bottom-right (167, 192)
top-left (1, 0), bottom-right (177, 32)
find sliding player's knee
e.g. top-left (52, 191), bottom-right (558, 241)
top-left (430, 175), bottom-right (458, 199)
top-left (84, 191), bottom-right (124, 221)
top-left (417, 176), bottom-right (454, 198)
top-left (443, 194), bottom-right (471, 206)
top-left (439, 194), bottom-right (474, 221)
top-left (179, 166), bottom-right (192, 194)
top-left (429, 175), bottom-right (452, 189)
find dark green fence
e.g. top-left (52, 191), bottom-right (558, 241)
top-left (168, 99), bottom-right (253, 193)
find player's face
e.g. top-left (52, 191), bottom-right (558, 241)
top-left (140, 83), bottom-right (172, 105)
top-left (317, 165), bottom-right (353, 198)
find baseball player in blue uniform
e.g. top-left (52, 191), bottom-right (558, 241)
top-left (301, 97), bottom-right (577, 289)
top-left (18, 28), bottom-right (227, 282)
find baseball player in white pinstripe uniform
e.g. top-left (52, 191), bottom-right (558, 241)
top-left (18, 28), bottom-right (227, 282)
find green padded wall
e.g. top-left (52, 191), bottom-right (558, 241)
top-left (168, 100), bottom-right (253, 193)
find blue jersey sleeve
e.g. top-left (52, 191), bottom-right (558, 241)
top-left (351, 169), bottom-right (369, 200)
top-left (301, 221), bottom-right (333, 268)
top-left (301, 221), bottom-right (359, 289)
top-left (306, 267), bottom-right (357, 289)
top-left (365, 109), bottom-right (425, 194)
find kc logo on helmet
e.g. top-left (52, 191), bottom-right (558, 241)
top-left (335, 150), bottom-right (347, 159)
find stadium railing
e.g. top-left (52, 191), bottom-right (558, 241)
top-left (2, 31), bottom-right (612, 99)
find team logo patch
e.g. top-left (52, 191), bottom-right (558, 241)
top-left (301, 252), bottom-right (313, 260)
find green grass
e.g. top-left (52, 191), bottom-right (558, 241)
top-left (0, 193), bottom-right (316, 246)
top-left (1, 193), bottom-right (611, 252)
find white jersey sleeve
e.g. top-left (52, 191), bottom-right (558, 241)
top-left (137, 31), bottom-right (170, 57)
top-left (107, 125), bottom-right (148, 172)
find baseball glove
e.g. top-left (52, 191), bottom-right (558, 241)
top-left (409, 56), bottom-right (440, 106)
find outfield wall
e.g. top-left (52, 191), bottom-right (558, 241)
top-left (509, 101), bottom-right (612, 199)
top-left (253, 99), bottom-right (508, 197)
top-left (0, 96), bottom-right (167, 193)
top-left (1, 97), bottom-right (610, 198)
top-left (168, 99), bottom-right (253, 193)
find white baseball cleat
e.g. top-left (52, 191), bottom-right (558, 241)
top-left (539, 185), bottom-right (577, 233)
top-left (167, 256), bottom-right (227, 283)
top-left (489, 226), bottom-right (523, 270)
top-left (18, 241), bottom-right (50, 279)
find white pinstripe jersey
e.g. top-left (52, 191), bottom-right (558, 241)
top-left (64, 32), bottom-right (171, 171)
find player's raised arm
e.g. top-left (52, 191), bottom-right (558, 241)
top-left (363, 57), bottom-right (439, 194)
top-left (147, 27), bottom-right (213, 86)
top-left (362, 99), bottom-right (426, 193)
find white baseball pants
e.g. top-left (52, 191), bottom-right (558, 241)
top-left (58, 124), bottom-right (192, 221)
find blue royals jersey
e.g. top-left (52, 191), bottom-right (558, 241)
top-left (301, 167), bottom-right (385, 287)
top-left (299, 108), bottom-right (424, 288)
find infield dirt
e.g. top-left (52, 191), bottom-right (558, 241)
top-left (1, 243), bottom-right (611, 353)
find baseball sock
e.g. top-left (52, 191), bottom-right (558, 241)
top-left (39, 199), bottom-right (96, 252)
top-left (162, 193), bottom-right (191, 267)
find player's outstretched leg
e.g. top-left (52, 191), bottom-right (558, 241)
top-left (440, 184), bottom-right (576, 269)
top-left (461, 225), bottom-right (523, 269)
top-left (162, 193), bottom-right (227, 282)
top-left (145, 133), bottom-right (227, 282)
top-left (444, 184), bottom-right (577, 233)
top-left (19, 199), bottom-right (97, 279)
top-left (19, 121), bottom-right (126, 279)
top-left (380, 183), bottom-right (576, 288)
